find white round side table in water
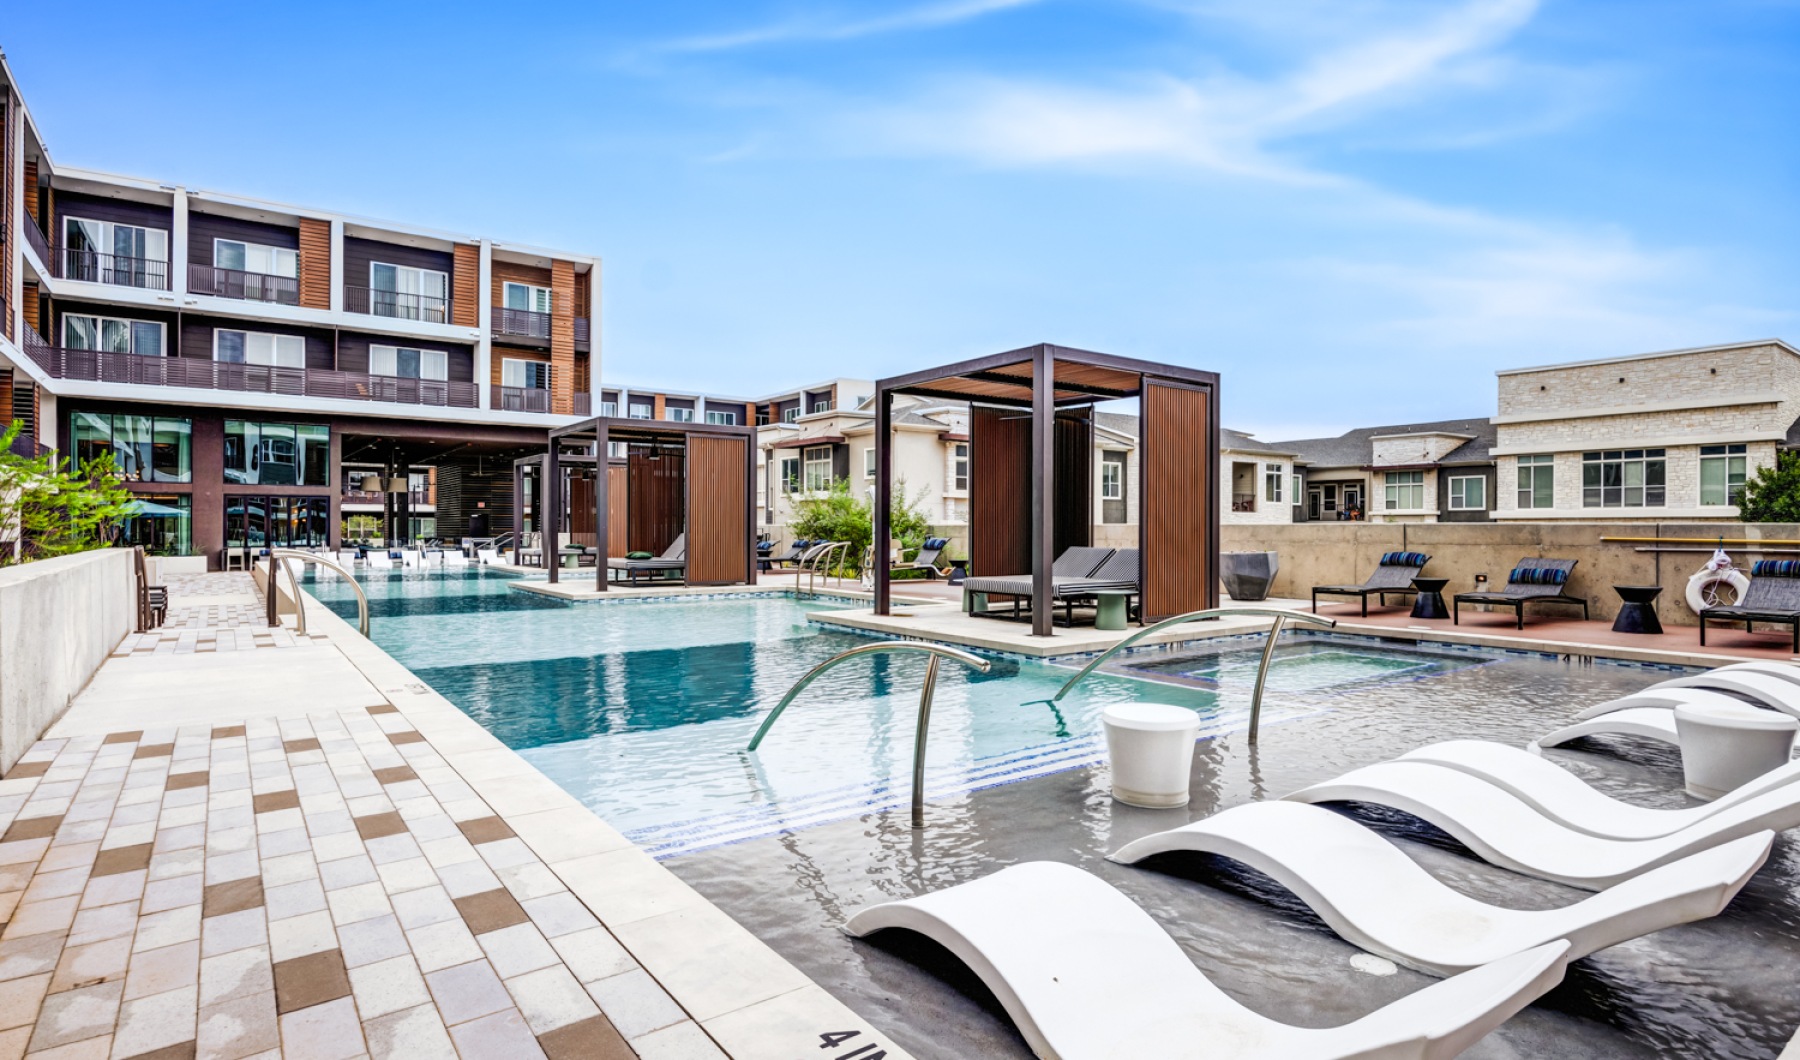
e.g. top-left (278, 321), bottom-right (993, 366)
top-left (1102, 703), bottom-right (1201, 808)
top-left (1673, 701), bottom-right (1797, 800)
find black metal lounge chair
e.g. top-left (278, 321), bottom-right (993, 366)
top-left (1312, 551), bottom-right (1431, 617)
top-left (768, 539), bottom-right (811, 569)
top-left (1699, 560), bottom-right (1800, 652)
top-left (892, 537), bottom-right (952, 579)
top-left (1453, 558), bottom-right (1587, 630)
top-left (607, 533), bottom-right (686, 587)
top-left (1054, 547), bottom-right (1142, 625)
top-left (963, 546), bottom-right (1116, 618)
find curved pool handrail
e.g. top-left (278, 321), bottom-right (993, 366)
top-left (270, 549), bottom-right (371, 638)
top-left (746, 640), bottom-right (991, 828)
top-left (1051, 606), bottom-right (1336, 745)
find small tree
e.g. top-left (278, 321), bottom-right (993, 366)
top-left (0, 420), bottom-right (138, 565)
top-left (788, 477), bottom-right (939, 574)
top-left (1738, 451), bottom-right (1800, 523)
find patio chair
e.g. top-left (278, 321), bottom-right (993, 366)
top-left (892, 537), bottom-right (952, 579)
top-left (1055, 547), bottom-right (1142, 626)
top-left (607, 533), bottom-right (686, 587)
top-left (399, 549), bottom-right (421, 568)
top-left (962, 546), bottom-right (1115, 617)
top-left (1311, 551), bottom-right (1430, 617)
top-left (843, 860), bottom-right (1571, 1059)
top-left (1534, 676), bottom-right (1800, 751)
top-left (1699, 559), bottom-right (1800, 652)
top-left (443, 550), bottom-right (469, 568)
top-left (134, 547), bottom-right (167, 632)
top-left (1110, 799), bottom-right (1768, 976)
top-left (368, 552), bottom-right (394, 569)
top-left (1453, 558), bottom-right (1587, 629)
top-left (334, 550), bottom-right (360, 567)
top-left (767, 539), bottom-right (811, 569)
top-left (476, 548), bottom-right (498, 566)
top-left (1286, 759), bottom-right (1799, 890)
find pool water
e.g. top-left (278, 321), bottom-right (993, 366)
top-left (305, 571), bottom-right (1480, 855)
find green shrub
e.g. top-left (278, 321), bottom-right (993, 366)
top-left (788, 477), bottom-right (938, 573)
top-left (1739, 451), bottom-right (1800, 523)
top-left (0, 420), bottom-right (138, 565)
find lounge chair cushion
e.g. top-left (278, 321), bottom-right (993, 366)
top-left (1752, 559), bottom-right (1800, 578)
top-left (627, 551), bottom-right (653, 559)
top-left (1380, 551), bottom-right (1429, 568)
top-left (1509, 566), bottom-right (1569, 586)
top-left (923, 537), bottom-right (949, 551)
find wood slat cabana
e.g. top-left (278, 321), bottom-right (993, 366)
top-left (521, 417), bottom-right (756, 589)
top-left (874, 343), bottom-right (1220, 636)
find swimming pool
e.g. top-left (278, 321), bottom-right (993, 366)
top-left (305, 570), bottom-right (1497, 856)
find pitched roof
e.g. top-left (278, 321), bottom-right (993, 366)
top-left (1270, 416), bottom-right (1497, 469)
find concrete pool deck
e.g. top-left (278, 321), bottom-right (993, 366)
top-left (0, 573), bottom-right (908, 1060)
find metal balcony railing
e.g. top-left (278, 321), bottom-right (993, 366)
top-left (572, 392), bottom-right (591, 416)
top-left (493, 385), bottom-right (552, 413)
top-left (343, 285), bottom-right (449, 324)
top-left (52, 247), bottom-right (170, 290)
top-left (21, 215), bottom-right (50, 265)
top-left (189, 264), bottom-right (300, 305)
top-left (1232, 493), bottom-right (1256, 513)
top-left (493, 307), bottom-right (551, 339)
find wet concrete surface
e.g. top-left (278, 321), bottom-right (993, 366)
top-left (668, 653), bottom-right (1800, 1059)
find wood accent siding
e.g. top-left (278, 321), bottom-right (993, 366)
top-left (969, 405), bottom-right (1032, 580)
top-left (1141, 381), bottom-right (1216, 620)
top-left (686, 434), bottom-right (751, 585)
top-left (452, 244), bottom-right (479, 327)
top-left (606, 465), bottom-right (628, 557)
top-left (490, 261), bottom-right (552, 307)
top-left (3, 101), bottom-right (12, 344)
top-left (567, 470), bottom-right (596, 546)
top-left (1054, 409), bottom-right (1093, 555)
top-left (490, 344), bottom-right (550, 387)
top-left (627, 446), bottom-right (684, 555)
top-left (298, 218), bottom-right (331, 310)
top-left (20, 284), bottom-right (38, 334)
top-left (435, 462), bottom-right (514, 540)
top-left (22, 159), bottom-right (37, 224)
top-left (550, 260), bottom-right (576, 415)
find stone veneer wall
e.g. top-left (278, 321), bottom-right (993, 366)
top-left (0, 549), bottom-right (137, 772)
top-left (1222, 521), bottom-right (1800, 628)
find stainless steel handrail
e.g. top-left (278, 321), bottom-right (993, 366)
top-left (746, 641), bottom-right (991, 828)
top-left (270, 549), bottom-right (371, 638)
top-left (803, 541), bottom-right (852, 595)
top-left (1050, 606), bottom-right (1336, 744)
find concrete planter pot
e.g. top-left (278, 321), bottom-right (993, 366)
top-left (1221, 550), bottom-right (1279, 602)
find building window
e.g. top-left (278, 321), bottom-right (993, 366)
top-left (224, 421), bottom-right (329, 487)
top-left (215, 329), bottom-right (304, 368)
top-left (225, 495), bottom-right (330, 549)
top-left (803, 446), bottom-right (833, 492)
top-left (503, 360), bottom-right (552, 390)
top-left (1517, 455), bottom-right (1554, 509)
top-left (705, 410), bottom-right (738, 425)
top-left (72, 413), bottom-right (192, 483)
top-left (599, 401), bottom-right (618, 418)
top-left (120, 494), bottom-right (192, 555)
top-left (1583, 449), bottom-right (1666, 508)
top-left (779, 457), bottom-right (801, 494)
top-left (370, 262), bottom-right (449, 322)
top-left (810, 397), bottom-right (834, 414)
top-left (864, 448), bottom-right (877, 479)
top-left (1291, 472), bottom-right (1302, 505)
top-left (665, 407), bottom-right (695, 422)
top-left (953, 443), bottom-right (969, 492)
top-left (370, 345), bottom-right (448, 381)
top-left (1700, 444), bottom-right (1748, 506)
top-left (608, 441), bottom-right (628, 459)
top-left (62, 216), bottom-right (168, 287)
top-left (1448, 475), bottom-right (1486, 510)
top-left (1264, 463), bottom-right (1284, 504)
top-left (782, 407), bottom-right (800, 423)
top-left (1101, 452), bottom-right (1125, 500)
top-left (502, 281), bottom-right (553, 314)
top-left (63, 315), bottom-right (163, 356)
top-left (215, 239), bottom-right (297, 278)
top-left (628, 402), bottom-right (652, 419)
top-left (1384, 470), bottom-right (1425, 510)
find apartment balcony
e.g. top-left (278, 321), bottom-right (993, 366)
top-left (343, 285), bottom-right (449, 325)
top-left (492, 385), bottom-right (552, 414)
top-left (21, 215), bottom-right (51, 266)
top-left (189, 264), bottom-right (300, 306)
top-left (491, 308), bottom-right (592, 350)
top-left (22, 334), bottom-right (477, 409)
top-left (48, 247), bottom-right (170, 290)
top-left (1232, 493), bottom-right (1256, 513)
top-left (343, 488), bottom-right (433, 506)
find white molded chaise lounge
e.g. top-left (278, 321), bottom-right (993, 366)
top-left (367, 552), bottom-right (394, 569)
top-left (1707, 661), bottom-right (1800, 687)
top-left (1107, 800), bottom-right (1769, 976)
top-left (842, 861), bottom-right (1571, 1060)
top-left (1532, 688), bottom-right (1757, 751)
top-left (1646, 670), bottom-right (1800, 714)
top-left (1401, 740), bottom-right (1800, 839)
top-left (1286, 760), bottom-right (1800, 889)
top-left (1573, 687), bottom-right (1768, 722)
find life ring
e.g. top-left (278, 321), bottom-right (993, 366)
top-left (1686, 568), bottom-right (1750, 613)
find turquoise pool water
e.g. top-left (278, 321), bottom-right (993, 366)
top-left (307, 570), bottom-right (1491, 856)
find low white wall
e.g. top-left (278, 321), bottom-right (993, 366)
top-left (0, 549), bottom-right (137, 772)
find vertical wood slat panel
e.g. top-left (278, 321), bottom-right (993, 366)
top-left (22, 159), bottom-right (36, 224)
top-left (297, 218), bottom-right (332, 310)
top-left (452, 244), bottom-right (479, 327)
top-left (1054, 409), bottom-right (1093, 555)
top-left (567, 471), bottom-right (596, 545)
top-left (687, 435), bottom-right (750, 585)
top-left (628, 447), bottom-right (685, 556)
top-left (20, 284), bottom-right (38, 333)
top-left (3, 99), bottom-right (13, 344)
top-left (606, 465), bottom-right (629, 557)
top-left (970, 405), bottom-right (1031, 579)
top-left (550, 260), bottom-right (576, 415)
top-left (1142, 382), bottom-right (1213, 620)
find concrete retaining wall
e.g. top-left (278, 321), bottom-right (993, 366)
top-left (1222, 522), bottom-right (1800, 628)
top-left (0, 550), bottom-right (137, 772)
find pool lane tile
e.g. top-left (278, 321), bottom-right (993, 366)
top-left (353, 813), bottom-right (408, 842)
top-left (537, 1012), bottom-right (635, 1060)
top-left (373, 766), bottom-right (418, 785)
top-left (210, 727), bottom-right (246, 741)
top-left (103, 733), bottom-right (143, 746)
top-left (272, 948), bottom-right (351, 1014)
top-left (367, 705), bottom-right (400, 716)
top-left (456, 817), bottom-right (516, 846)
top-left (251, 790), bottom-right (299, 815)
top-left (165, 772), bottom-right (209, 792)
top-left (133, 744), bottom-right (175, 761)
top-left (92, 843), bottom-right (153, 878)
top-left (454, 890), bottom-right (528, 936)
top-left (280, 739), bottom-right (321, 756)
top-left (2, 816), bottom-right (62, 844)
top-left (201, 878), bottom-right (264, 919)
top-left (3, 763), bottom-right (49, 782)
top-left (387, 731), bottom-right (427, 746)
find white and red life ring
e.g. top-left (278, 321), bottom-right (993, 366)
top-left (1686, 566), bottom-right (1750, 613)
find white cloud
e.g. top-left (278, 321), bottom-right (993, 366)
top-left (663, 0), bottom-right (1040, 53)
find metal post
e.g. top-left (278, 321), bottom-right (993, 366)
top-left (545, 451), bottom-right (561, 585)
top-left (1247, 614), bottom-right (1286, 745)
top-left (875, 391), bottom-right (893, 616)
top-left (1031, 346), bottom-right (1055, 637)
top-left (265, 552), bottom-right (279, 627)
top-left (911, 654), bottom-right (941, 829)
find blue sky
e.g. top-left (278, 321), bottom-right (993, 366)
top-left (7, 1), bottom-right (1796, 436)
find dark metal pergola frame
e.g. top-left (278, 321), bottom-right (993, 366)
top-left (873, 343), bottom-right (1221, 637)
top-left (519, 416), bottom-right (757, 590)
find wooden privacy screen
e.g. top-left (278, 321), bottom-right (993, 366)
top-left (628, 446), bottom-right (685, 555)
top-left (1141, 380), bottom-right (1215, 620)
top-left (567, 471), bottom-right (597, 547)
top-left (686, 434), bottom-right (750, 585)
top-left (1053, 409), bottom-right (1093, 556)
top-left (606, 465), bottom-right (628, 558)
top-left (970, 405), bottom-right (1031, 579)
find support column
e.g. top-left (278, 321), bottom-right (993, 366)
top-left (545, 450), bottom-right (561, 584)
top-left (594, 425), bottom-right (608, 593)
top-left (874, 390), bottom-right (893, 616)
top-left (328, 220), bottom-right (345, 312)
top-left (327, 429), bottom-right (342, 550)
top-left (171, 189), bottom-right (189, 296)
top-left (395, 461), bottom-right (412, 544)
top-left (511, 463), bottom-right (525, 565)
top-left (1031, 346), bottom-right (1055, 637)
top-left (476, 241), bottom-right (493, 410)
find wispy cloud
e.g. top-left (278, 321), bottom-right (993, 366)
top-left (662, 0), bottom-right (1039, 53)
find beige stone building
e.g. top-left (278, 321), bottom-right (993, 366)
top-left (1222, 430), bottom-right (1301, 526)
top-left (1492, 339), bottom-right (1800, 521)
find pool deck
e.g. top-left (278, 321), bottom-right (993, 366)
top-left (0, 573), bottom-right (908, 1060)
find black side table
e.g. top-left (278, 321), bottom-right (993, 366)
top-left (947, 559), bottom-right (969, 586)
top-left (1612, 585), bottom-right (1664, 634)
top-left (1410, 577), bottom-right (1450, 620)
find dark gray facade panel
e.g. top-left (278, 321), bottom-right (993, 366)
top-left (52, 191), bottom-right (175, 235)
top-left (1437, 465), bottom-right (1497, 523)
top-left (343, 237), bottom-right (454, 288)
top-left (336, 331), bottom-right (474, 384)
top-left (178, 316), bottom-right (334, 370)
top-left (187, 212), bottom-right (300, 265)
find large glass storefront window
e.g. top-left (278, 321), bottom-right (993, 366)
top-left (121, 495), bottom-right (193, 555)
top-left (69, 412), bottom-right (192, 483)
top-left (225, 496), bottom-right (331, 549)
top-left (225, 420), bottom-right (329, 486)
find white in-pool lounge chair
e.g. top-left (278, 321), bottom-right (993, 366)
top-left (1707, 661), bottom-right (1800, 687)
top-left (842, 861), bottom-right (1570, 1060)
top-left (1286, 760), bottom-right (1800, 889)
top-left (476, 548), bottom-right (498, 565)
top-left (367, 552), bottom-right (394, 569)
top-left (1403, 739), bottom-right (1800, 839)
top-left (1108, 800), bottom-right (1768, 976)
top-left (1530, 687), bottom-right (1773, 751)
top-left (443, 550), bottom-right (469, 568)
top-left (1647, 669), bottom-right (1800, 714)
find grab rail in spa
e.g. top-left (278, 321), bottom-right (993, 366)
top-left (746, 641), bottom-right (991, 828)
top-left (1050, 607), bottom-right (1336, 745)
top-left (268, 549), bottom-right (371, 638)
